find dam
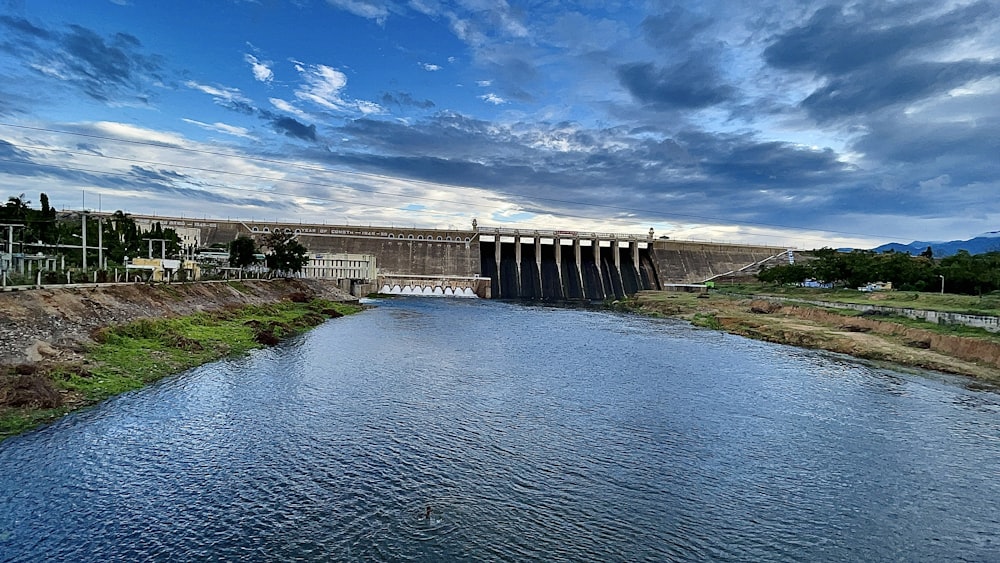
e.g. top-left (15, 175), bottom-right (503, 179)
top-left (129, 215), bottom-right (792, 299)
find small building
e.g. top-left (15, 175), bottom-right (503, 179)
top-left (302, 253), bottom-right (377, 281)
top-left (859, 281), bottom-right (893, 292)
top-left (126, 258), bottom-right (201, 282)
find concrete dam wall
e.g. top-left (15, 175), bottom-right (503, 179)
top-left (651, 241), bottom-right (790, 284)
top-left (128, 215), bottom-right (789, 298)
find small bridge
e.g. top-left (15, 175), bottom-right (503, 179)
top-left (377, 275), bottom-right (492, 298)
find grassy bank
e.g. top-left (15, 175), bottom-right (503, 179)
top-left (0, 298), bottom-right (362, 441)
top-left (720, 283), bottom-right (1000, 316)
top-left (623, 290), bottom-right (1000, 384)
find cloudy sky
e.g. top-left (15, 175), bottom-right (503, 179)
top-left (1, 0), bottom-right (998, 248)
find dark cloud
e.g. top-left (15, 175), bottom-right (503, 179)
top-left (764, 2), bottom-right (993, 75)
top-left (128, 166), bottom-right (188, 183)
top-left (380, 91), bottom-right (435, 109)
top-left (617, 58), bottom-right (735, 109)
top-left (0, 139), bottom-right (33, 160)
top-left (801, 60), bottom-right (1000, 121)
top-left (640, 6), bottom-right (712, 48)
top-left (0, 15), bottom-right (51, 39)
top-left (482, 56), bottom-right (538, 102)
top-left (315, 113), bottom-right (871, 232)
top-left (336, 113), bottom-right (502, 160)
top-left (60, 25), bottom-right (163, 102)
top-left (120, 166), bottom-right (285, 208)
top-left (271, 116), bottom-right (317, 141)
top-left (223, 99), bottom-right (259, 115)
top-left (0, 17), bottom-right (163, 104)
top-left (690, 135), bottom-right (850, 187)
top-left (854, 116), bottom-right (1000, 170)
top-left (764, 2), bottom-right (1000, 121)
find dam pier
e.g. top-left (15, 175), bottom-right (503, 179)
top-left (479, 228), bottom-right (659, 300)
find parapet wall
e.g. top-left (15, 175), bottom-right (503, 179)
top-left (209, 221), bottom-right (480, 278)
top-left (651, 240), bottom-right (790, 284)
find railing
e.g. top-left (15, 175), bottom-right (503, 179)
top-left (476, 225), bottom-right (649, 240)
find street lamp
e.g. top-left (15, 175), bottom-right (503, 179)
top-left (71, 233), bottom-right (86, 270)
top-left (939, 275), bottom-right (945, 295)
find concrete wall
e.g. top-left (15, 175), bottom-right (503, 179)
top-left (651, 240), bottom-right (790, 284)
top-left (118, 214), bottom-right (801, 294)
top-left (301, 235), bottom-right (479, 277)
top-left (133, 216), bottom-right (482, 278)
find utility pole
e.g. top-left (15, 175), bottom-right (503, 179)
top-left (97, 216), bottom-right (103, 269)
top-left (81, 211), bottom-right (88, 270)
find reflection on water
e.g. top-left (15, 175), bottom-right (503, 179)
top-left (2, 298), bottom-right (1000, 562)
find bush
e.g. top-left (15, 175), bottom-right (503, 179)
top-left (0, 373), bottom-right (63, 408)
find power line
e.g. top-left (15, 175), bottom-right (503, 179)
top-left (0, 121), bottom-right (900, 243)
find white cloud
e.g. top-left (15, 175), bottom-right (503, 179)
top-left (90, 121), bottom-right (187, 146)
top-left (291, 62), bottom-right (384, 115)
top-left (325, 0), bottom-right (390, 24)
top-left (476, 80), bottom-right (492, 87)
top-left (479, 93), bottom-right (507, 105)
top-left (182, 118), bottom-right (255, 139)
top-left (184, 81), bottom-right (252, 104)
top-left (294, 64), bottom-right (349, 110)
top-left (421, 62), bottom-right (442, 71)
top-left (244, 53), bottom-right (274, 84)
top-left (355, 100), bottom-right (386, 115)
top-left (269, 97), bottom-right (312, 120)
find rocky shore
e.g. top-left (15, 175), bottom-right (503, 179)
top-left (0, 279), bottom-right (356, 368)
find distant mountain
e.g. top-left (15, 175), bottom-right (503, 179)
top-left (873, 232), bottom-right (1000, 257)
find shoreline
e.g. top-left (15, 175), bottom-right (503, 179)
top-left (1, 280), bottom-right (363, 442)
top-left (622, 291), bottom-right (1000, 385)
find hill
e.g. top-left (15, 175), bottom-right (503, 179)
top-left (873, 232), bottom-right (1000, 256)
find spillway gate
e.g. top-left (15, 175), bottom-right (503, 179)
top-left (479, 228), bottom-right (660, 300)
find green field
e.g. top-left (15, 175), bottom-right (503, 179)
top-left (720, 284), bottom-right (1000, 316)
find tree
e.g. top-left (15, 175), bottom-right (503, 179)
top-left (262, 232), bottom-right (309, 276)
top-left (103, 210), bottom-right (144, 265)
top-left (758, 263), bottom-right (811, 285)
top-left (874, 250), bottom-right (935, 291)
top-left (808, 248), bottom-right (887, 288)
top-left (229, 236), bottom-right (259, 269)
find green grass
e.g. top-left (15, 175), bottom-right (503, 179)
top-left (691, 312), bottom-right (722, 330)
top-left (1, 299), bottom-right (362, 441)
top-left (227, 280), bottom-right (251, 294)
top-left (722, 284), bottom-right (1000, 316)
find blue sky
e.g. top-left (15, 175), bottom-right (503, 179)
top-left (1, 0), bottom-right (998, 248)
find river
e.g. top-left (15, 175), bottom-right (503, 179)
top-left (2, 298), bottom-right (999, 561)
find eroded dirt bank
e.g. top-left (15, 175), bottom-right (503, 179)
top-left (630, 292), bottom-right (1000, 384)
top-left (0, 280), bottom-right (356, 368)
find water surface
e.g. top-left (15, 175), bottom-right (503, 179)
top-left (2, 298), bottom-right (999, 561)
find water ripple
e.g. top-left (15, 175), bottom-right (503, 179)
top-left (3, 298), bottom-right (1000, 561)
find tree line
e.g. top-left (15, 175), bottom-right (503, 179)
top-left (759, 247), bottom-right (1000, 295)
top-left (3, 192), bottom-right (307, 276)
top-left (227, 232), bottom-right (308, 276)
top-left (1, 193), bottom-right (182, 267)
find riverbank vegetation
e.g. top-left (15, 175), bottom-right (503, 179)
top-left (721, 283), bottom-right (1000, 316)
top-left (760, 247), bottom-right (1000, 295)
top-left (623, 290), bottom-right (1000, 385)
top-left (0, 298), bottom-right (362, 441)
